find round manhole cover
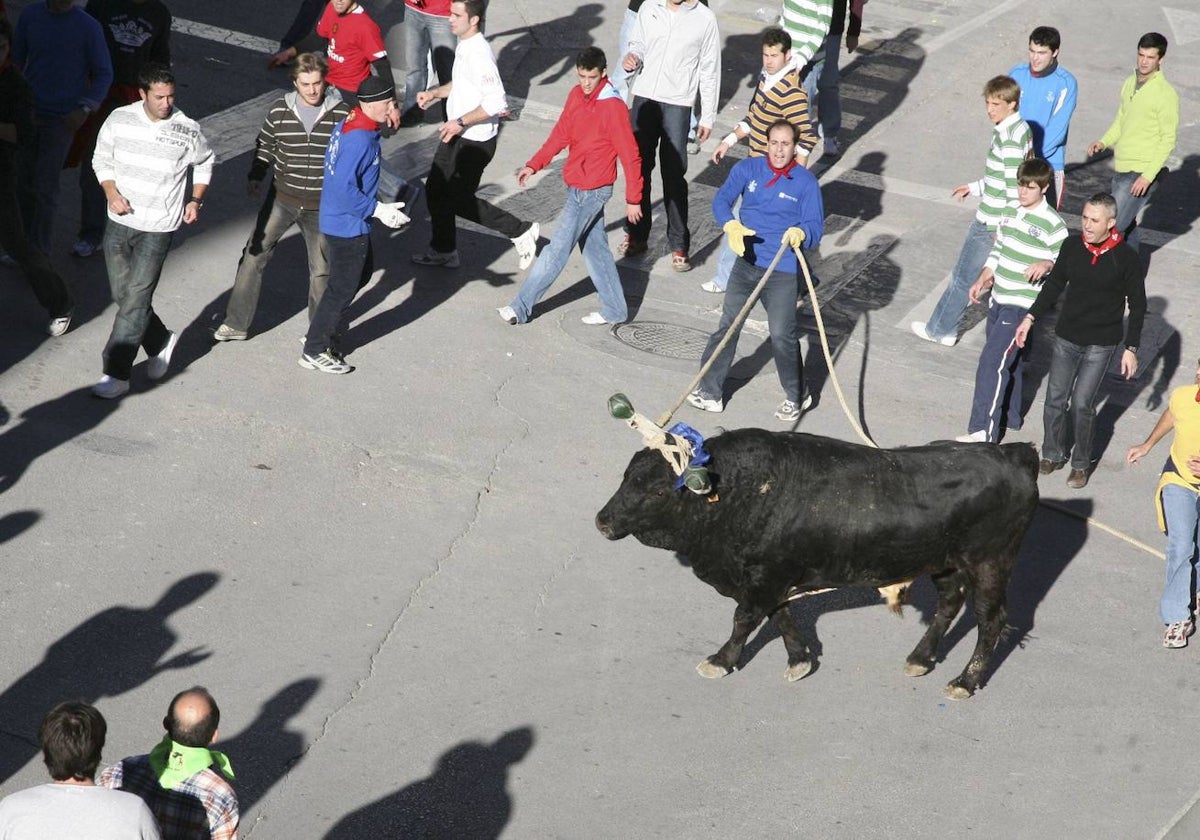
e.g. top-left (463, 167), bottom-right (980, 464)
top-left (612, 321), bottom-right (710, 360)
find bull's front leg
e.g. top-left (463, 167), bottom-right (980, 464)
top-left (771, 605), bottom-right (813, 682)
top-left (697, 603), bottom-right (763, 678)
top-left (944, 559), bottom-right (1011, 700)
top-left (904, 568), bottom-right (966, 677)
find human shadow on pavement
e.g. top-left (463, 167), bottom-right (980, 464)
top-left (0, 387), bottom-right (122, 496)
top-left (216, 677), bottom-right (321, 814)
top-left (0, 572), bottom-right (218, 785)
top-left (323, 726), bottom-right (535, 840)
top-left (490, 5), bottom-right (602, 106)
top-left (0, 510), bottom-right (40, 545)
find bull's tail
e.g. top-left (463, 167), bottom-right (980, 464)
top-left (879, 581), bottom-right (912, 616)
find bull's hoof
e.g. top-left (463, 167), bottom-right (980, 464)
top-left (943, 683), bottom-right (973, 701)
top-left (903, 661), bottom-right (932, 677)
top-left (696, 659), bottom-right (733, 679)
top-left (784, 661), bottom-right (813, 682)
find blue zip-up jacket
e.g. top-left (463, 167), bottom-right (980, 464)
top-left (1008, 62), bottom-right (1077, 171)
top-left (319, 108), bottom-right (380, 238)
top-left (713, 156), bottom-right (824, 273)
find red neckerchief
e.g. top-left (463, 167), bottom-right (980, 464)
top-left (764, 158), bottom-right (798, 188)
top-left (341, 106), bottom-right (379, 135)
top-left (1082, 228), bottom-right (1122, 265)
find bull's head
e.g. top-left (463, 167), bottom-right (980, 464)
top-left (607, 393), bottom-right (711, 495)
top-left (596, 446), bottom-right (688, 550)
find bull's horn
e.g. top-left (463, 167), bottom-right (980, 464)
top-left (608, 393), bottom-right (635, 420)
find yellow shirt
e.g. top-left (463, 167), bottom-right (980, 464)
top-left (1154, 384), bottom-right (1200, 531)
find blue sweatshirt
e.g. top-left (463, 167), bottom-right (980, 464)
top-left (13, 3), bottom-right (112, 116)
top-left (1008, 62), bottom-right (1077, 171)
top-left (712, 156), bottom-right (824, 273)
top-left (319, 108), bottom-right (381, 238)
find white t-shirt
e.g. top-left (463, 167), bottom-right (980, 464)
top-left (446, 32), bottom-right (506, 142)
top-left (0, 783), bottom-right (161, 839)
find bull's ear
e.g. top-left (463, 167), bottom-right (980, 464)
top-left (608, 393), bottom-right (635, 420)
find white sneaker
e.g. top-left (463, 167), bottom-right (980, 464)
top-left (956, 430), bottom-right (988, 443)
top-left (92, 375), bottom-right (130, 399)
top-left (700, 280), bottom-right (724, 294)
top-left (686, 389), bottom-right (723, 412)
top-left (497, 305), bottom-right (518, 324)
top-left (910, 321), bottom-right (957, 347)
top-left (146, 331), bottom-right (178, 380)
top-left (48, 312), bottom-right (73, 337)
top-left (511, 222), bottom-right (540, 270)
top-left (580, 312), bottom-right (610, 325)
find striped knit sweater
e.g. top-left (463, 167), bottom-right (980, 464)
top-left (736, 68), bottom-right (819, 157)
top-left (967, 112), bottom-right (1031, 229)
top-left (248, 89), bottom-right (351, 211)
top-left (985, 198), bottom-right (1067, 308)
top-left (780, 0), bottom-right (833, 67)
top-left (92, 101), bottom-right (214, 233)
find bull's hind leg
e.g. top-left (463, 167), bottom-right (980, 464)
top-left (904, 569), bottom-right (967, 677)
top-left (945, 557), bottom-right (1014, 700)
top-left (697, 603), bottom-right (763, 679)
top-left (771, 605), bottom-right (813, 682)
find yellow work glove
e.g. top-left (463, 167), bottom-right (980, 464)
top-left (723, 219), bottom-right (756, 257)
top-left (782, 226), bottom-right (806, 249)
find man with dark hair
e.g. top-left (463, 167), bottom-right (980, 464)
top-left (688, 119), bottom-right (824, 421)
top-left (618, 0), bottom-right (720, 271)
top-left (99, 687), bottom-right (238, 840)
top-left (957, 157), bottom-right (1066, 443)
top-left (912, 75), bottom-right (1031, 346)
top-left (1008, 26), bottom-right (1076, 209)
top-left (214, 52), bottom-right (352, 343)
top-left (1087, 32), bottom-right (1177, 252)
top-left (411, 0), bottom-right (538, 270)
top-left (90, 63), bottom-right (213, 398)
top-left (72, 0), bottom-right (172, 258)
top-left (301, 74), bottom-right (409, 374)
top-left (703, 26), bottom-right (817, 293)
top-left (12, 0), bottom-right (113, 254)
top-left (0, 701), bottom-right (160, 838)
top-left (498, 47), bottom-right (641, 325)
top-left (1015, 192), bottom-right (1146, 488)
top-left (0, 15), bottom-right (75, 336)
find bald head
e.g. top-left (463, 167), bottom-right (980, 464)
top-left (164, 687), bottom-right (220, 747)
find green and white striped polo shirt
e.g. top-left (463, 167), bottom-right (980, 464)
top-left (987, 198), bottom-right (1068, 308)
top-left (969, 112), bottom-right (1032, 229)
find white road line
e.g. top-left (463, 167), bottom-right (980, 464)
top-left (173, 17), bottom-right (278, 56)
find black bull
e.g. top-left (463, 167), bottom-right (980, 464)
top-left (595, 428), bottom-right (1040, 699)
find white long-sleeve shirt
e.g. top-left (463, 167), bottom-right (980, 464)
top-left (446, 32), bottom-right (506, 142)
top-left (627, 0), bottom-right (721, 128)
top-left (93, 102), bottom-right (214, 233)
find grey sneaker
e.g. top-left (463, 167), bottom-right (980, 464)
top-left (146, 331), bottom-right (178, 380)
top-left (497, 305), bottom-right (518, 325)
top-left (511, 222), bottom-right (540, 270)
top-left (48, 311), bottom-right (73, 337)
top-left (1164, 618), bottom-right (1195, 648)
top-left (775, 400), bottom-right (801, 421)
top-left (411, 250), bottom-right (460, 268)
top-left (686, 389), bottom-right (723, 413)
top-left (298, 350), bottom-right (353, 374)
top-left (213, 324), bottom-right (247, 342)
top-left (92, 375), bottom-right (130, 399)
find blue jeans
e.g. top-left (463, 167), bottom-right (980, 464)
top-left (709, 199), bottom-right (742, 292)
top-left (699, 257), bottom-right (803, 403)
top-left (1161, 483), bottom-right (1200, 623)
top-left (510, 185), bottom-right (627, 324)
top-left (1041, 336), bottom-right (1118, 470)
top-left (225, 189), bottom-right (328, 332)
top-left (1111, 169), bottom-right (1159, 253)
top-left (18, 114), bottom-right (76, 254)
top-left (304, 233), bottom-right (372, 357)
top-left (101, 222), bottom-right (174, 380)
top-left (609, 8), bottom-right (638, 101)
top-left (401, 7), bottom-right (454, 116)
top-left (627, 97), bottom-right (692, 252)
top-left (803, 30), bottom-right (843, 139)
top-left (924, 219), bottom-right (995, 341)
top-left (967, 301), bottom-right (1026, 440)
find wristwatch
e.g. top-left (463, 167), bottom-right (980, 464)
top-left (1125, 346), bottom-right (1138, 354)
top-left (456, 117), bottom-right (465, 128)
top-left (187, 197), bottom-right (204, 207)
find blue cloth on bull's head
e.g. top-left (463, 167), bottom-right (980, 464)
top-left (667, 422), bottom-right (710, 490)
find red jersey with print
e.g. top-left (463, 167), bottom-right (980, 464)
top-left (317, 2), bottom-right (387, 92)
top-left (404, 0), bottom-right (451, 15)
